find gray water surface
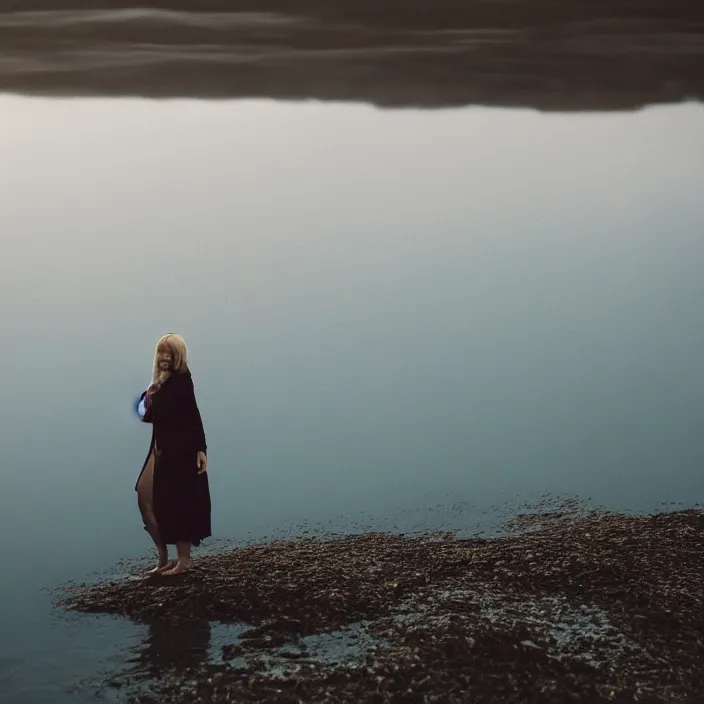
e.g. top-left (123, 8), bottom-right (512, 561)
top-left (0, 96), bottom-right (703, 703)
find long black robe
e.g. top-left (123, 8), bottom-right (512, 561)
top-left (135, 369), bottom-right (211, 546)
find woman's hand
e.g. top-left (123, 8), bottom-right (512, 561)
top-left (197, 451), bottom-right (208, 474)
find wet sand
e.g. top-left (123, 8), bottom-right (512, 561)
top-left (56, 504), bottom-right (704, 702)
top-left (1, 0), bottom-right (703, 109)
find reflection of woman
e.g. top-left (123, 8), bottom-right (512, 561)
top-left (133, 618), bottom-right (211, 676)
top-left (135, 333), bottom-right (211, 575)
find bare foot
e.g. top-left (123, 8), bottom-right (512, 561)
top-left (149, 560), bottom-right (175, 575)
top-left (162, 562), bottom-right (189, 576)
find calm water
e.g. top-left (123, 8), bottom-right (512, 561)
top-left (1, 96), bottom-right (703, 702)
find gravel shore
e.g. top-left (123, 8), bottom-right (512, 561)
top-left (57, 505), bottom-right (704, 702)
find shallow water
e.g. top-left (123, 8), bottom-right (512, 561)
top-left (1, 95), bottom-right (703, 702)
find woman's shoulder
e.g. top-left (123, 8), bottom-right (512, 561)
top-left (170, 369), bottom-right (194, 389)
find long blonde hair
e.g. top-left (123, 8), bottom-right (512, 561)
top-left (152, 333), bottom-right (189, 388)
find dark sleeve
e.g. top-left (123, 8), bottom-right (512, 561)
top-left (174, 376), bottom-right (207, 454)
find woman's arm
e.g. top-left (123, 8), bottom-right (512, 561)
top-left (173, 374), bottom-right (207, 454)
top-left (190, 389), bottom-right (207, 455)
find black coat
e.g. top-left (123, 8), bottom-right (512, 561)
top-left (135, 369), bottom-right (211, 546)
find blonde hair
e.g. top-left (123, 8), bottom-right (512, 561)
top-left (152, 333), bottom-right (189, 388)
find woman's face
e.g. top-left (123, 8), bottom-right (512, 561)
top-left (157, 347), bottom-right (173, 371)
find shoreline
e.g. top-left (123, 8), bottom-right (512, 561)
top-left (56, 504), bottom-right (704, 702)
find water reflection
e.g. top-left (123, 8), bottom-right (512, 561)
top-left (0, 2), bottom-right (702, 109)
top-left (127, 618), bottom-right (211, 678)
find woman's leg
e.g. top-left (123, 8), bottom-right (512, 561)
top-left (136, 453), bottom-right (171, 573)
top-left (163, 542), bottom-right (191, 575)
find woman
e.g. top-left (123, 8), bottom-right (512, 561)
top-left (135, 333), bottom-right (211, 576)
